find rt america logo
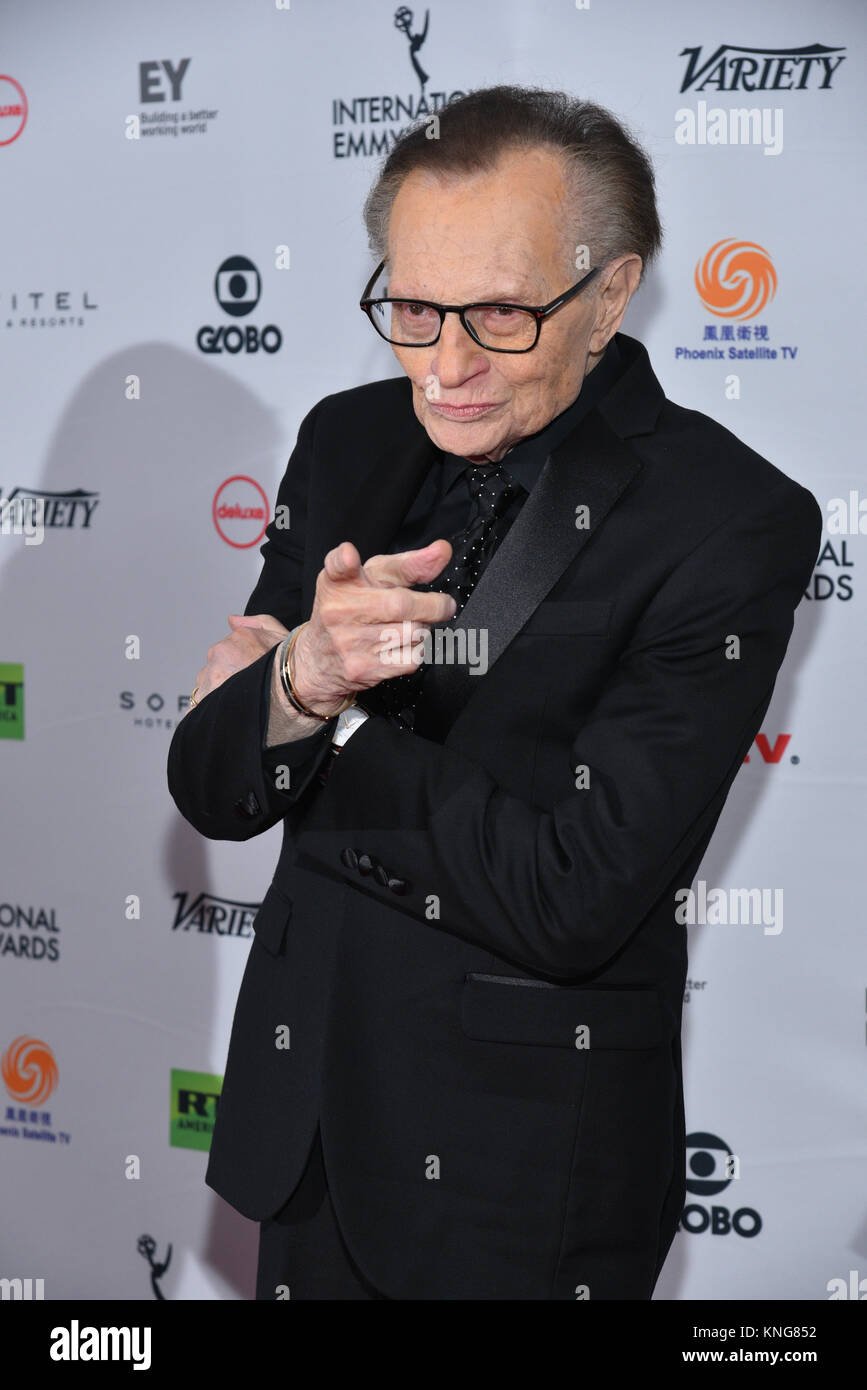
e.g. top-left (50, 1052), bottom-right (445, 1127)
top-left (196, 256), bottom-right (282, 356)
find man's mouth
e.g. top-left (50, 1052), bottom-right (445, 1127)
top-left (428, 401), bottom-right (501, 420)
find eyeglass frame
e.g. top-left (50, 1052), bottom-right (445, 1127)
top-left (359, 259), bottom-right (601, 354)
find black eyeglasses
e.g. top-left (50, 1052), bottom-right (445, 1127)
top-left (359, 259), bottom-right (600, 354)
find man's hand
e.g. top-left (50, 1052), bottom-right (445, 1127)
top-left (291, 539), bottom-right (456, 712)
top-left (194, 613), bottom-right (289, 702)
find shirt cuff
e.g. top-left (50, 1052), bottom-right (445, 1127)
top-left (259, 649), bottom-right (336, 800)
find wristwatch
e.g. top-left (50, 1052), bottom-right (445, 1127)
top-left (318, 704), bottom-right (369, 784)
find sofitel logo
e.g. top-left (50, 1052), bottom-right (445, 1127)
top-left (2, 288), bottom-right (98, 331)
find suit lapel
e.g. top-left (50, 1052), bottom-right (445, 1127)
top-left (419, 406), bottom-right (645, 730)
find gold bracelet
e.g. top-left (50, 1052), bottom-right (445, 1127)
top-left (282, 622), bottom-right (356, 721)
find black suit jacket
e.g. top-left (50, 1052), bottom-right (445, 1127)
top-left (167, 332), bottom-right (822, 1299)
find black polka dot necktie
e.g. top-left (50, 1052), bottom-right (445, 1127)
top-left (364, 460), bottom-right (521, 728)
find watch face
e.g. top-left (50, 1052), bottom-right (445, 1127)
top-left (333, 706), bottom-right (368, 746)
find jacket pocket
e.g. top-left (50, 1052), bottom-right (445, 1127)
top-left (517, 599), bottom-right (612, 637)
top-left (462, 974), bottom-right (662, 1050)
top-left (251, 881), bottom-right (293, 956)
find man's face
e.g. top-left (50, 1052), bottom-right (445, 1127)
top-left (385, 146), bottom-right (603, 463)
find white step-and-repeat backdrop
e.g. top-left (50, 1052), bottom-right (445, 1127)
top-left (1, 0), bottom-right (863, 1300)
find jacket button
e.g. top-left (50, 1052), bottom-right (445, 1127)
top-left (234, 791), bottom-right (261, 820)
top-left (357, 853), bottom-right (374, 876)
top-left (388, 877), bottom-right (410, 895)
top-left (373, 862), bottom-right (389, 887)
top-left (340, 848), bottom-right (358, 870)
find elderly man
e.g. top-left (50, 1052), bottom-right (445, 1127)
top-left (168, 86), bottom-right (821, 1300)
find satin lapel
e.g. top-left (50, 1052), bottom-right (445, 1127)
top-left (420, 406), bottom-right (644, 729)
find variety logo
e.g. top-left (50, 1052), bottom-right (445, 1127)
top-left (212, 475), bottom-right (269, 548)
top-left (0, 904), bottom-right (60, 962)
top-left (695, 240), bottom-right (777, 320)
top-left (197, 255), bottom-right (282, 356)
top-left (0, 664), bottom-right (24, 741)
top-left (172, 891), bottom-right (259, 938)
top-left (679, 43), bottom-right (846, 93)
top-left (2, 288), bottom-right (99, 331)
top-left (130, 57), bottom-right (219, 141)
top-left (0, 75), bottom-right (27, 145)
top-left (332, 8), bottom-right (465, 159)
top-left (0, 486), bottom-right (99, 533)
top-left (676, 239), bottom-right (797, 365)
top-left (680, 1131), bottom-right (762, 1238)
top-left (170, 1068), bottom-right (222, 1151)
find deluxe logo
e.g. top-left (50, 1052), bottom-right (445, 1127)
top-left (680, 1131), bottom-right (762, 1238)
top-left (170, 1068), bottom-right (222, 1151)
top-left (695, 240), bottom-right (777, 320)
top-left (2, 1036), bottom-right (58, 1105)
top-left (171, 891), bottom-right (259, 938)
top-left (212, 475), bottom-right (269, 548)
top-left (679, 43), bottom-right (846, 93)
top-left (0, 75), bottom-right (27, 145)
top-left (0, 663), bottom-right (24, 740)
top-left (197, 256), bottom-right (282, 355)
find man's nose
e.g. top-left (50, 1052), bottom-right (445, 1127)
top-left (430, 311), bottom-right (488, 387)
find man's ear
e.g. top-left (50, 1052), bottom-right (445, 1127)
top-left (588, 255), bottom-right (643, 354)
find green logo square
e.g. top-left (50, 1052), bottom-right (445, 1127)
top-left (170, 1068), bottom-right (222, 1151)
top-left (0, 664), bottom-right (24, 740)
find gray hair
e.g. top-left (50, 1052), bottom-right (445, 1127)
top-left (362, 84), bottom-right (662, 285)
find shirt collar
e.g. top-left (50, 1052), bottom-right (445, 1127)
top-left (439, 336), bottom-right (625, 495)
